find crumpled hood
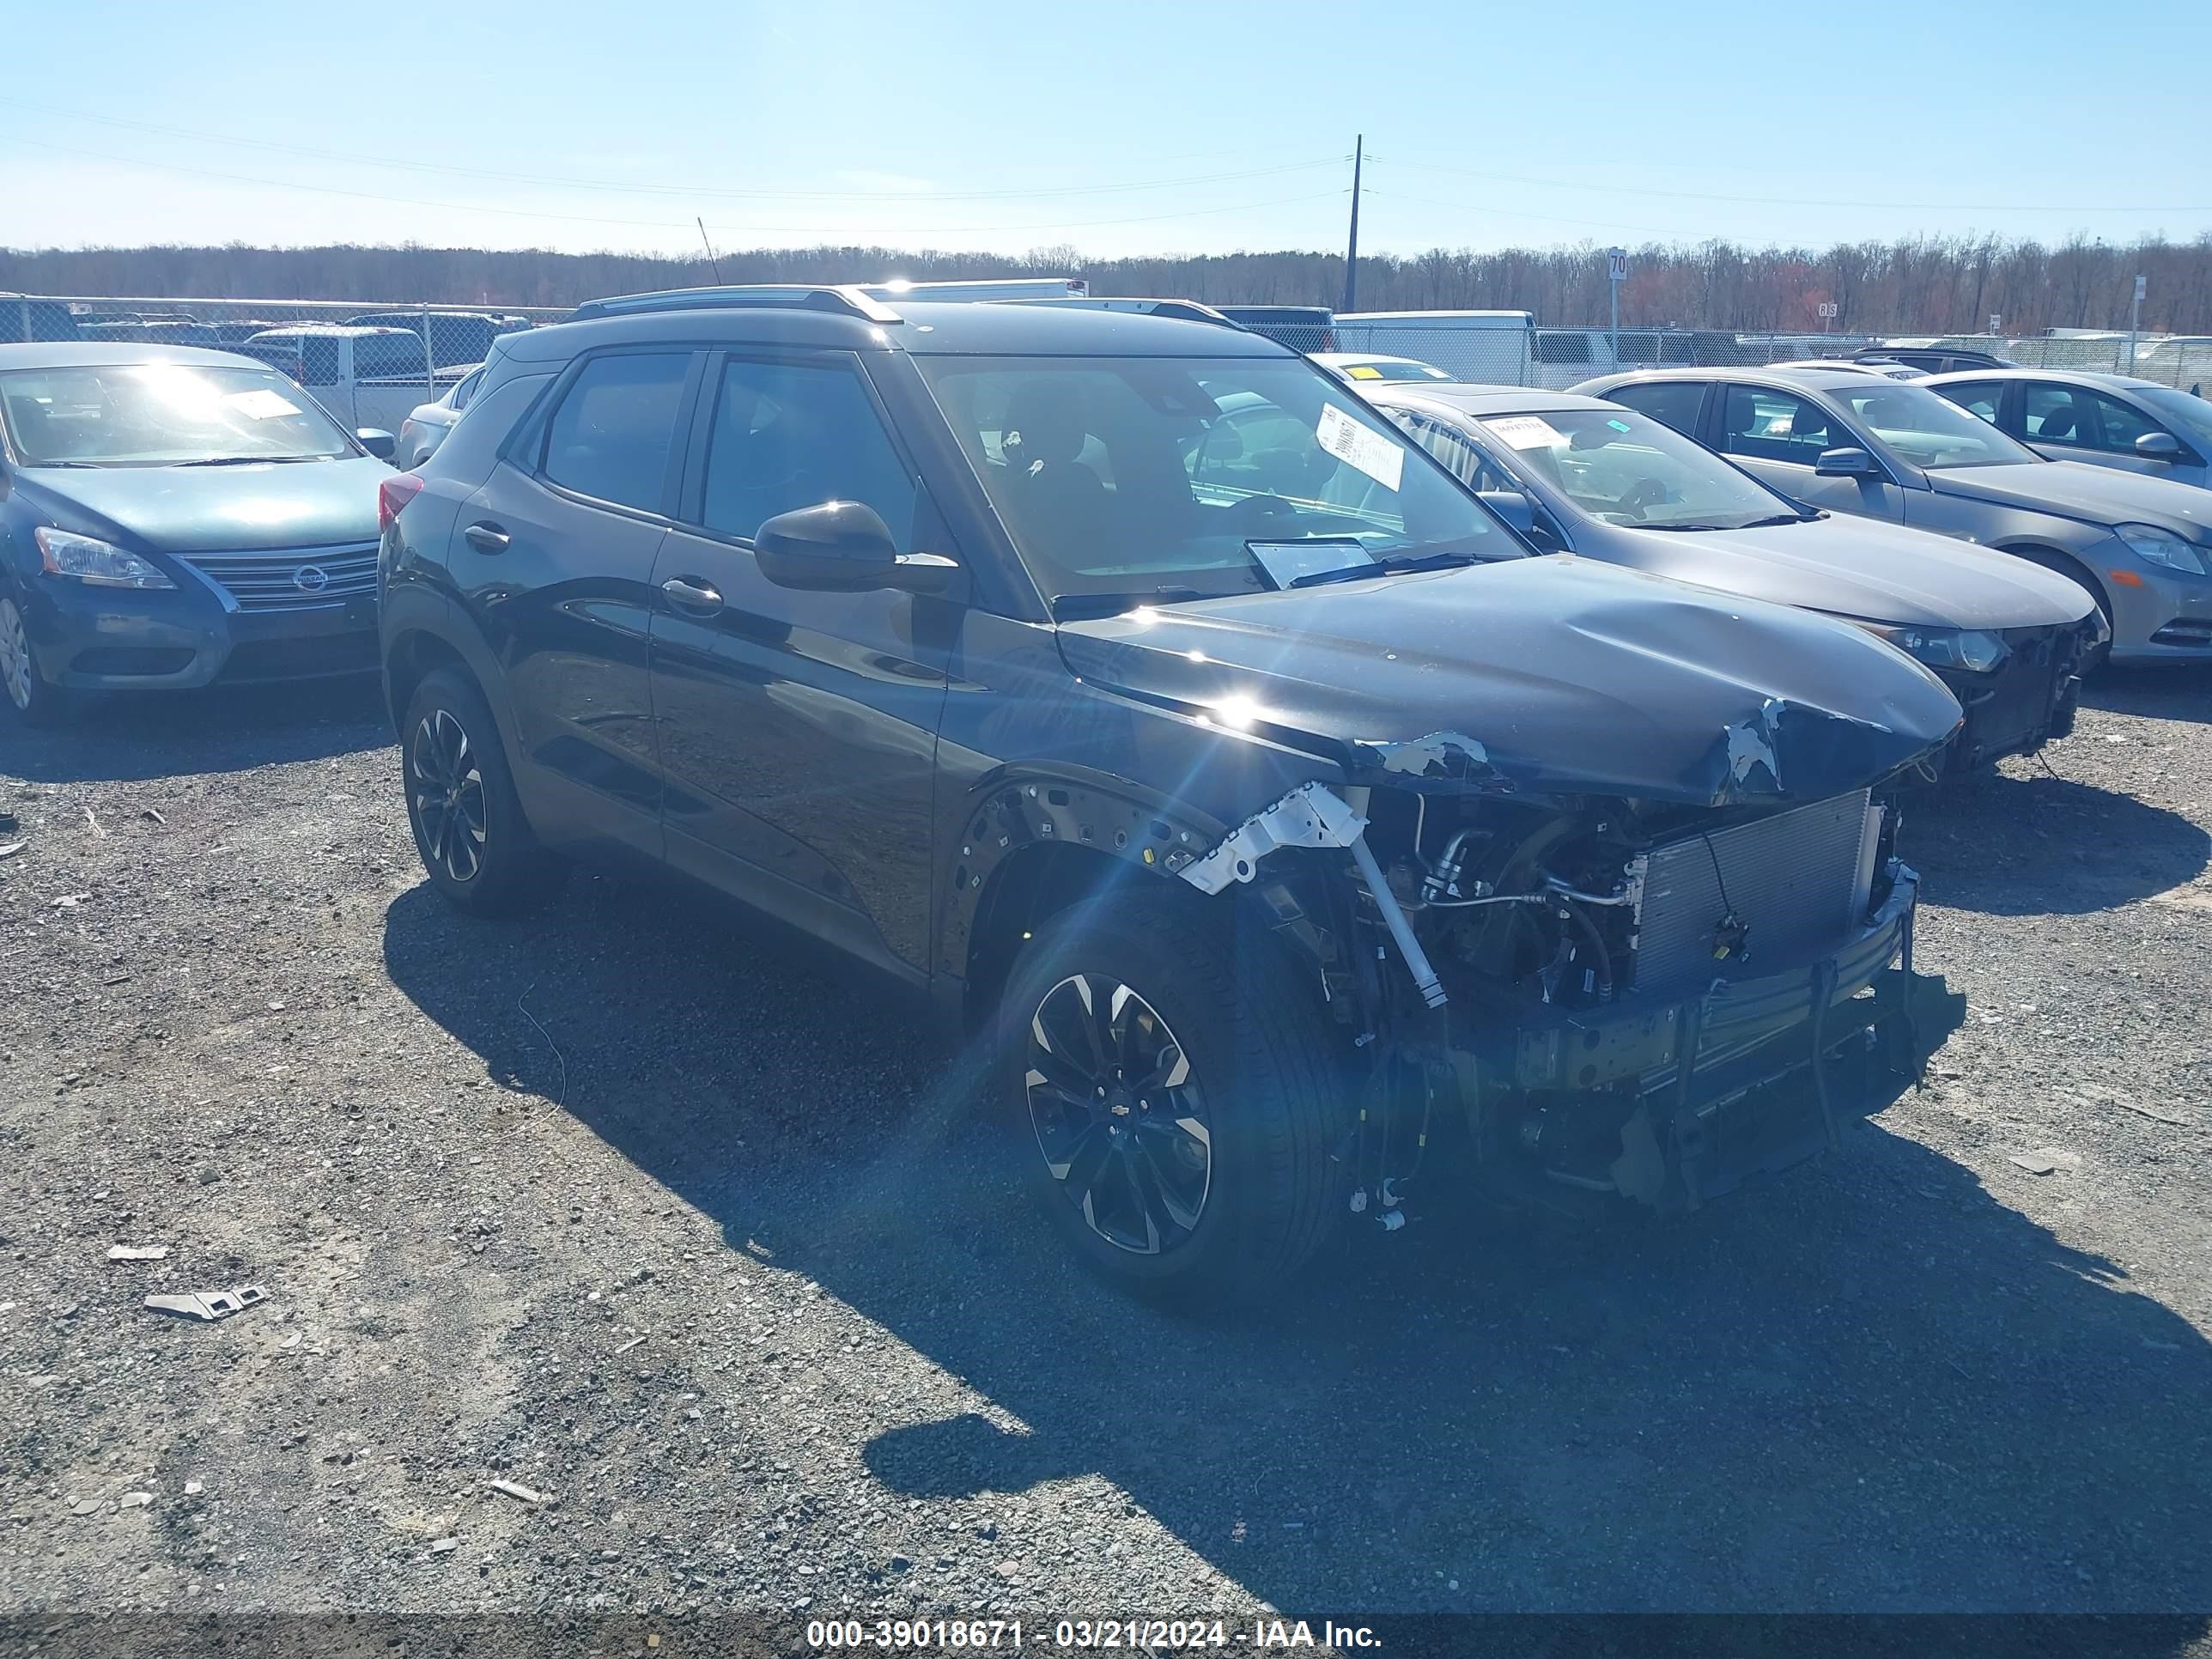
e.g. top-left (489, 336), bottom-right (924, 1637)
top-left (19, 457), bottom-right (389, 553)
top-left (1613, 512), bottom-right (2093, 630)
top-left (1056, 556), bottom-right (1964, 807)
top-left (1930, 460), bottom-right (2212, 540)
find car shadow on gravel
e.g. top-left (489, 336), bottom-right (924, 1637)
top-left (3, 675), bottom-right (388, 785)
top-left (1910, 769), bottom-right (2210, 916)
top-left (2081, 664), bottom-right (2212, 727)
top-left (383, 874), bottom-right (2212, 1624)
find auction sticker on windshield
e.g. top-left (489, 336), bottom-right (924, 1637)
top-left (1486, 415), bottom-right (1566, 451)
top-left (1316, 403), bottom-right (1404, 490)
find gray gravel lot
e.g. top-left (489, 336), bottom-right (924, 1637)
top-left (3, 669), bottom-right (2210, 1638)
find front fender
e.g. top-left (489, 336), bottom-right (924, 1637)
top-left (936, 763), bottom-right (1232, 984)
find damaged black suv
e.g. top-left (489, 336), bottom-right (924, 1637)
top-left (379, 288), bottom-right (1962, 1299)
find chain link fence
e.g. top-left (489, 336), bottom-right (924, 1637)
top-left (2, 295), bottom-right (568, 441)
top-left (10, 291), bottom-right (2209, 423)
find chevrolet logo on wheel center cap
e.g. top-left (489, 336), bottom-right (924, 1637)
top-left (292, 565), bottom-right (331, 593)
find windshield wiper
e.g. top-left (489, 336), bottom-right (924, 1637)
top-left (173, 454), bottom-right (323, 468)
top-left (1286, 550), bottom-right (1476, 589)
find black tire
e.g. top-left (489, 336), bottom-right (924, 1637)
top-left (994, 881), bottom-right (1347, 1304)
top-left (400, 666), bottom-right (563, 915)
top-left (0, 592), bottom-right (75, 728)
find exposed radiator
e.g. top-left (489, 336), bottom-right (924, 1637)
top-left (1632, 790), bottom-right (1878, 993)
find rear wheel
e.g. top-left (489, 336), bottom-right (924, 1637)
top-left (995, 883), bottom-right (1346, 1303)
top-left (401, 667), bottom-right (562, 915)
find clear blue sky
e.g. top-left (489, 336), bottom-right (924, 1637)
top-left (7, 0), bottom-right (2209, 259)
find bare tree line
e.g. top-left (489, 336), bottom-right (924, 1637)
top-left (4, 231), bottom-right (2210, 333)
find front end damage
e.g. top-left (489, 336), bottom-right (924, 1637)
top-left (1049, 557), bottom-right (1969, 1220)
top-left (1173, 769), bottom-right (1936, 1217)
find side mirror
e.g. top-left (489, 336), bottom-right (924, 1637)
top-left (1478, 489), bottom-right (1537, 534)
top-left (755, 501), bottom-right (961, 597)
top-left (1814, 447), bottom-right (1880, 478)
top-left (2135, 430), bottom-right (2185, 461)
top-left (356, 428), bottom-right (398, 461)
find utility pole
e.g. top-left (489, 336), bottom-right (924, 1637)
top-left (1607, 248), bottom-right (1627, 359)
top-left (1341, 137), bottom-right (1364, 315)
top-left (2129, 273), bottom-right (2145, 365)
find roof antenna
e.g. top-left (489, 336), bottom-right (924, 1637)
top-left (696, 217), bottom-right (723, 284)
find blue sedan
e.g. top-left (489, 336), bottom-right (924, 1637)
top-left (0, 342), bottom-right (398, 725)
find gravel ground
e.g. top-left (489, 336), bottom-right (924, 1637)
top-left (3, 669), bottom-right (2210, 1640)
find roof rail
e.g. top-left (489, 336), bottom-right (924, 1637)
top-left (566, 285), bottom-right (903, 325)
top-left (996, 295), bottom-right (1243, 329)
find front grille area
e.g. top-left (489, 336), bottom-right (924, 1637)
top-left (1632, 790), bottom-right (1875, 993)
top-left (180, 543), bottom-right (379, 612)
top-left (218, 631), bottom-right (379, 682)
top-left (1954, 630), bottom-right (2064, 765)
top-left (2150, 620), bottom-right (2212, 648)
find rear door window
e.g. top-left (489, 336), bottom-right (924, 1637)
top-left (2023, 383), bottom-right (2092, 446)
top-left (1938, 380), bottom-right (2006, 426)
top-left (1606, 380), bottom-right (1707, 438)
top-left (1719, 386), bottom-right (1836, 465)
top-left (540, 351), bottom-right (693, 514)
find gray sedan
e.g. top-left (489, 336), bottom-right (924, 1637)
top-left (1361, 383), bottom-right (2100, 776)
top-left (1574, 366), bottom-right (2212, 665)
top-left (1922, 368), bottom-right (2212, 491)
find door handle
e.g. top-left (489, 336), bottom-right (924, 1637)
top-left (463, 521), bottom-right (511, 554)
top-left (661, 575), bottom-right (725, 615)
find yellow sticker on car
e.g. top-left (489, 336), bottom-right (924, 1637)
top-left (1346, 365), bottom-right (1382, 380)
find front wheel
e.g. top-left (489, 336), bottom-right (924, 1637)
top-left (995, 883), bottom-right (1346, 1303)
top-left (401, 667), bottom-right (563, 915)
top-left (0, 592), bottom-right (73, 728)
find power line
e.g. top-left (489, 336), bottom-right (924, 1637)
top-left (9, 100), bottom-right (1341, 204)
top-left (1362, 189), bottom-right (1680, 240)
top-left (1384, 155), bottom-right (2210, 216)
top-left (2, 137), bottom-right (1345, 238)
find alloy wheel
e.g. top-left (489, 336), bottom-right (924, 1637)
top-left (408, 707), bottom-right (488, 884)
top-left (1025, 974), bottom-right (1212, 1255)
top-left (0, 598), bottom-right (32, 713)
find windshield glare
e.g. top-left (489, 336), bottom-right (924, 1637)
top-left (918, 356), bottom-right (1504, 601)
top-left (2137, 386), bottom-right (2212, 452)
top-left (1832, 383), bottom-right (2036, 469)
top-left (1468, 406), bottom-right (1791, 530)
top-left (0, 362), bottom-right (356, 466)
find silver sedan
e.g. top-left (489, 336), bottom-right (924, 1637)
top-left (1359, 382), bottom-right (2100, 777)
top-left (1923, 368), bottom-right (2212, 491)
top-left (1573, 366), bottom-right (2212, 665)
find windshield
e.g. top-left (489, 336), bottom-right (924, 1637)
top-left (1831, 382), bottom-right (2038, 469)
top-left (0, 362), bottom-right (356, 466)
top-left (1468, 405), bottom-right (1795, 531)
top-left (2137, 386), bottom-right (2212, 453)
top-left (918, 356), bottom-right (1506, 602)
